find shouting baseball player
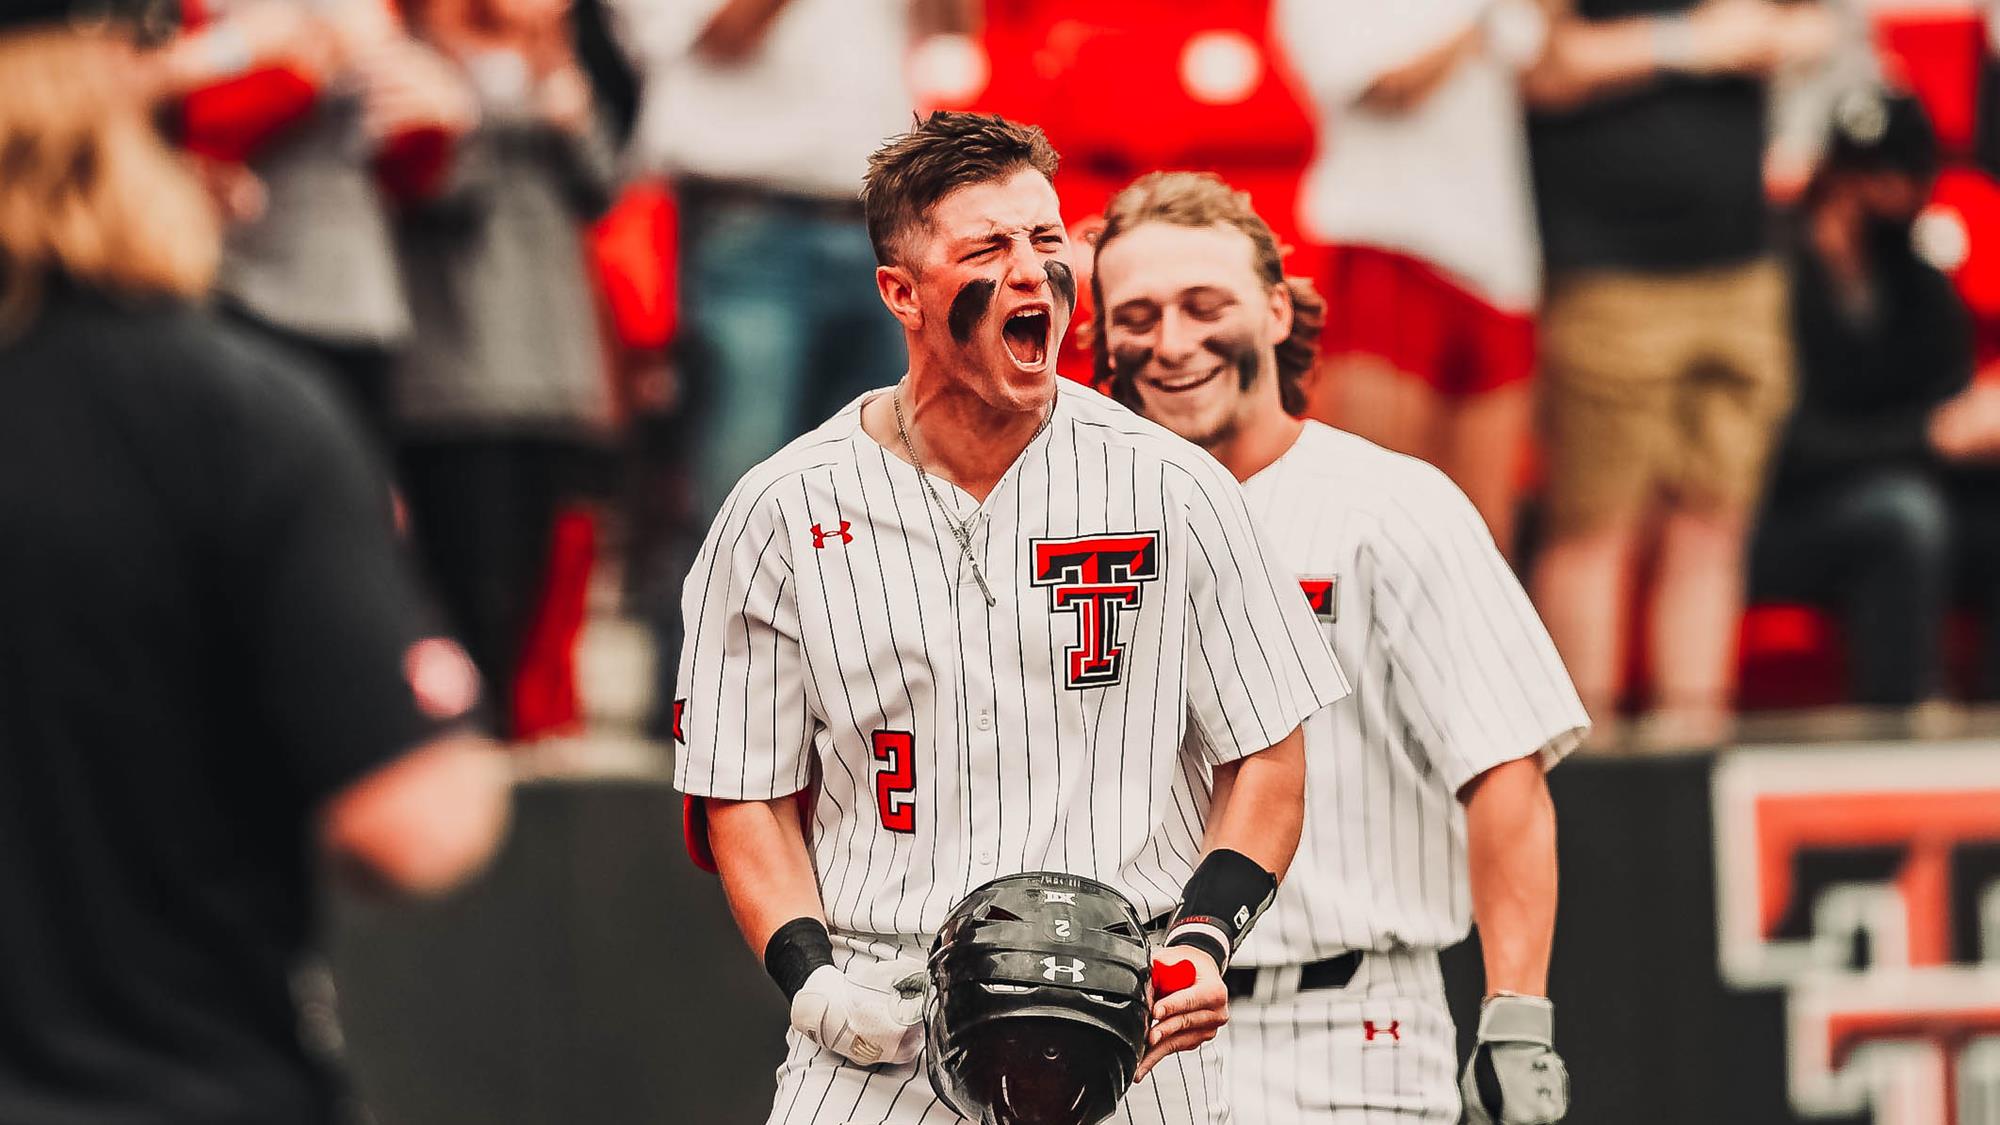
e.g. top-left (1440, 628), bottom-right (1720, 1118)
top-left (673, 114), bottom-right (1349, 1123)
top-left (1093, 171), bottom-right (1589, 1125)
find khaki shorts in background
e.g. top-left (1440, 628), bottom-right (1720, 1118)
top-left (1537, 258), bottom-right (1795, 536)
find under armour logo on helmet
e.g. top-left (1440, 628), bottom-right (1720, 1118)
top-left (1043, 891), bottom-right (1077, 904)
top-left (1041, 956), bottom-right (1085, 983)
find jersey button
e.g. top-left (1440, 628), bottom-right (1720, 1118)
top-left (976, 710), bottom-right (992, 731)
top-left (976, 850), bottom-right (994, 866)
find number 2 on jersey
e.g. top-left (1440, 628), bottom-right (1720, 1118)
top-left (871, 730), bottom-right (916, 833)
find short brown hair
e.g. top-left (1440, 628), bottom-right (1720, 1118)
top-left (1090, 171), bottom-right (1322, 417)
top-left (861, 111), bottom-right (1059, 267)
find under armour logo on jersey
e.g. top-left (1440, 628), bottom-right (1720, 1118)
top-left (1299, 576), bottom-right (1339, 623)
top-left (811, 521), bottom-right (854, 548)
top-left (1041, 956), bottom-right (1086, 982)
top-left (1030, 532), bottom-right (1162, 689)
top-left (1364, 1020), bottom-right (1400, 1042)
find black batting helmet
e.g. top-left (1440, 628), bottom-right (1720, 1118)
top-left (925, 872), bottom-right (1152, 1125)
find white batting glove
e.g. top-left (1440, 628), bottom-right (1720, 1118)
top-left (1460, 995), bottom-right (1568, 1125)
top-left (789, 957), bottom-right (928, 1067)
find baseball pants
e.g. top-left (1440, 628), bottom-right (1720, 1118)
top-left (1218, 948), bottom-right (1459, 1124)
top-left (765, 933), bottom-right (1232, 1125)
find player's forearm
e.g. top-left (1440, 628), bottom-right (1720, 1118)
top-left (1463, 756), bottom-right (1558, 996)
top-left (692, 0), bottom-right (795, 61)
top-left (1202, 725), bottom-right (1307, 879)
top-left (705, 795), bottom-right (825, 955)
top-left (1358, 22), bottom-right (1483, 113)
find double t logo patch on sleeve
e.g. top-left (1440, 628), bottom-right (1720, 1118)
top-left (1299, 576), bottom-right (1339, 623)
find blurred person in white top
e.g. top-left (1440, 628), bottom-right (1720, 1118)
top-left (609, 0), bottom-right (920, 743)
top-left (615, 0), bottom-right (912, 199)
top-left (1276, 0), bottom-right (1550, 558)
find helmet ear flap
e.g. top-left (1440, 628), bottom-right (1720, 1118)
top-left (926, 873), bottom-right (1152, 1125)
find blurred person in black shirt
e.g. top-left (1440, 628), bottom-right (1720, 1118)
top-left (0, 4), bottom-right (512, 1122)
top-left (1522, 0), bottom-right (1834, 747)
top-left (1758, 87), bottom-right (2000, 706)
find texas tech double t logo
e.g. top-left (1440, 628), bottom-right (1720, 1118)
top-left (1713, 744), bottom-right (2000, 1125)
top-left (1030, 532), bottom-right (1162, 690)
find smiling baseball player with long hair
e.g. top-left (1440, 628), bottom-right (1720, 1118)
top-left (1094, 170), bottom-right (1589, 1125)
top-left (672, 113), bottom-right (1348, 1124)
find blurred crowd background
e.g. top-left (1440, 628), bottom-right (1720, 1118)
top-left (129, 0), bottom-right (2000, 755)
top-left (14, 3), bottom-right (1998, 1122)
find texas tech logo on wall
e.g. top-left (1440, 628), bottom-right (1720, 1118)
top-left (1030, 533), bottom-right (1161, 690)
top-left (1712, 744), bottom-right (2000, 1125)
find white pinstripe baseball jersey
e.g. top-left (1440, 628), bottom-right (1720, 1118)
top-left (1230, 422), bottom-right (1588, 967)
top-left (673, 379), bottom-right (1349, 939)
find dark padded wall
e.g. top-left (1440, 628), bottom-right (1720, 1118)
top-left (332, 759), bottom-right (1908, 1124)
top-left (330, 783), bottom-right (786, 1125)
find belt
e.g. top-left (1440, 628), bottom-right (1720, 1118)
top-left (1223, 951), bottom-right (1362, 1000)
top-left (674, 175), bottom-right (865, 222)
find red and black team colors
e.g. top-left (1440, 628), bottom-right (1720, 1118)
top-left (673, 112), bottom-right (1346, 1125)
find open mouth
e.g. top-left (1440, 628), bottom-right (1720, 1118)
top-left (1002, 308), bottom-right (1051, 369)
top-left (1144, 363), bottom-right (1224, 394)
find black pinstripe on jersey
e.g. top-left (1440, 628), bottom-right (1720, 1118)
top-left (1230, 421), bottom-right (1588, 966)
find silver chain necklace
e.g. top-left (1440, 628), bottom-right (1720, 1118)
top-left (893, 386), bottom-right (1053, 609)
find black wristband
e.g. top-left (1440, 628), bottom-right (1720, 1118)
top-left (763, 917), bottom-right (834, 1002)
top-left (1168, 848), bottom-right (1277, 968)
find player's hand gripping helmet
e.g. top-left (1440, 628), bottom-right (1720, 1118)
top-left (925, 872), bottom-right (1151, 1125)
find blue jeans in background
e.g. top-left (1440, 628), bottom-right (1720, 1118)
top-left (646, 184), bottom-right (906, 737)
top-left (1750, 469), bottom-right (1953, 705)
top-left (679, 185), bottom-right (905, 517)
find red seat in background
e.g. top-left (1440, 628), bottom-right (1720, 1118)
top-left (1873, 4), bottom-right (1985, 158)
top-left (1920, 163), bottom-right (2000, 367)
top-left (1736, 604), bottom-right (1849, 711)
top-left (955, 0), bottom-right (1319, 383)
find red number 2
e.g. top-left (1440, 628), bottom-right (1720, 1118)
top-left (872, 730), bottom-right (916, 833)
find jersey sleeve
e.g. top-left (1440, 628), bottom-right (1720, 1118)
top-left (215, 344), bottom-right (479, 806)
top-left (672, 476), bottom-right (815, 802)
top-left (1371, 465), bottom-right (1590, 793)
top-left (1177, 458), bottom-right (1350, 765)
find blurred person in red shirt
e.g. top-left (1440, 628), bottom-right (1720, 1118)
top-left (389, 0), bottom-right (619, 734)
top-left (152, 0), bottom-right (478, 448)
top-left (1277, 0), bottom-right (1552, 560)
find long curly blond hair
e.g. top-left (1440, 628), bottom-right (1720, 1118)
top-left (0, 28), bottom-right (218, 330)
top-left (1090, 171), bottom-right (1322, 417)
